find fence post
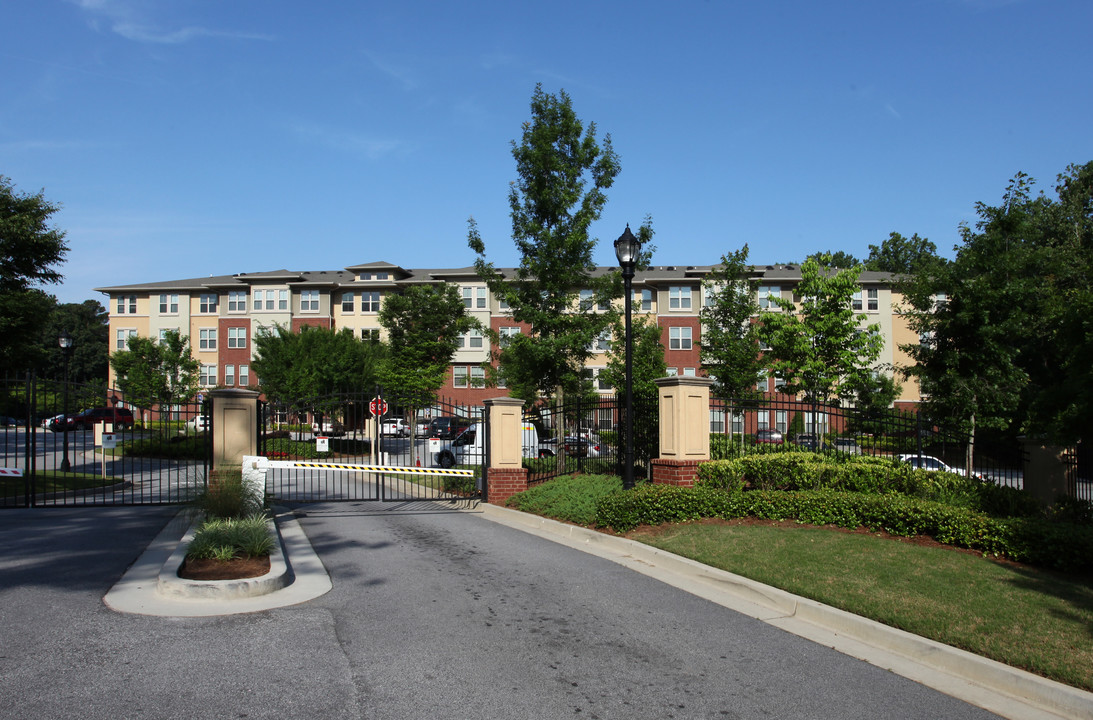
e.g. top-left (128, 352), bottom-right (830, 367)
top-left (651, 376), bottom-right (713, 487)
top-left (209, 387), bottom-right (261, 472)
top-left (482, 396), bottom-right (527, 504)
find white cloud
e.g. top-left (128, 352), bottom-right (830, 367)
top-left (69, 0), bottom-right (273, 45)
top-left (288, 122), bottom-right (409, 160)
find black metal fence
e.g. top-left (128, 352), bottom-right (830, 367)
top-left (710, 395), bottom-right (1027, 488)
top-left (523, 392), bottom-right (658, 486)
top-left (258, 388), bottom-right (484, 502)
top-left (1, 374), bottom-right (210, 507)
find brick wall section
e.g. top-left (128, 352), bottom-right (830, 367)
top-left (486, 467), bottom-right (528, 505)
top-left (651, 458), bottom-right (702, 487)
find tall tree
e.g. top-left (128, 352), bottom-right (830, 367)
top-left (757, 257), bottom-right (883, 414)
top-left (110, 331), bottom-right (200, 410)
top-left (379, 284), bottom-right (476, 460)
top-left (467, 85), bottom-right (638, 405)
top-left (699, 246), bottom-right (764, 401)
top-left (865, 232), bottom-right (945, 275)
top-left (0, 176), bottom-right (69, 371)
top-left (40, 300), bottom-right (110, 383)
top-left (903, 162), bottom-right (1093, 452)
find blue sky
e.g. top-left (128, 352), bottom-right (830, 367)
top-left (3, 0), bottom-right (1090, 305)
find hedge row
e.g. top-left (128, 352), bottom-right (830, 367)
top-left (695, 452), bottom-right (1042, 518)
top-left (594, 485), bottom-right (1093, 573)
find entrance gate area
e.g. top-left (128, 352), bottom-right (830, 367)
top-left (1, 375), bottom-right (210, 508)
top-left (258, 390), bottom-right (484, 503)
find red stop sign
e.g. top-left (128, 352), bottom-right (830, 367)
top-left (369, 397), bottom-right (389, 417)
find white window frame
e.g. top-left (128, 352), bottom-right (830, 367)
top-left (239, 364), bottom-right (250, 387)
top-left (228, 291), bottom-right (247, 313)
top-left (499, 326), bottom-right (521, 346)
top-left (199, 364), bottom-right (217, 387)
top-left (668, 326), bottom-right (692, 350)
top-left (361, 291), bottom-right (380, 313)
top-left (117, 295), bottom-right (137, 314)
top-left (224, 364), bottom-right (236, 386)
top-left (640, 288), bottom-right (653, 311)
top-left (158, 294), bottom-right (179, 314)
top-left (867, 288), bottom-right (879, 311)
top-left (116, 328), bottom-right (137, 350)
top-left (300, 290), bottom-right (320, 312)
top-left (253, 290), bottom-right (265, 311)
top-left (199, 328), bottom-right (217, 351)
top-left (199, 294), bottom-right (218, 314)
top-left (453, 366), bottom-right (469, 388)
top-left (469, 366), bottom-right (485, 387)
top-left (227, 327), bottom-right (247, 349)
top-left (278, 289), bottom-right (288, 310)
top-left (668, 286), bottom-right (692, 311)
top-left (758, 285), bottom-right (780, 310)
top-left (341, 292), bottom-right (355, 313)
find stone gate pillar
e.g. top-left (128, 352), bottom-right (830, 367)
top-left (651, 376), bottom-right (713, 487)
top-left (209, 387), bottom-right (260, 472)
top-left (483, 396), bottom-right (527, 504)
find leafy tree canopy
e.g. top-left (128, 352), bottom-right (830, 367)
top-left (0, 176), bottom-right (69, 371)
top-left (805, 250), bottom-right (860, 268)
top-left (865, 232), bottom-right (946, 275)
top-left (599, 315), bottom-right (667, 398)
top-left (699, 245), bottom-right (764, 401)
top-left (757, 257), bottom-right (883, 405)
top-left (110, 330), bottom-right (199, 409)
top-left (468, 85), bottom-right (652, 403)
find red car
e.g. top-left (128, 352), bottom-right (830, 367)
top-left (755, 429), bottom-right (784, 445)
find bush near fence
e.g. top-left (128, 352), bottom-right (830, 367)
top-left (590, 451), bottom-right (1093, 573)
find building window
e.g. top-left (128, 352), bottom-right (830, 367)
top-left (710, 409), bottom-right (725, 434)
top-left (224, 364), bottom-right (236, 386)
top-left (476, 287), bottom-right (487, 309)
top-left (461, 287), bottom-right (474, 309)
top-left (362, 328), bottom-right (380, 343)
top-left (278, 289), bottom-right (288, 310)
top-left (776, 410), bottom-right (788, 433)
top-left (774, 375), bottom-right (786, 391)
top-left (758, 285), bottom-right (780, 309)
top-left (668, 286), bottom-right (692, 310)
top-left (666, 367), bottom-right (678, 376)
top-left (228, 291), bottom-right (247, 313)
top-left (468, 329), bottom-right (484, 349)
top-left (453, 366), bottom-right (468, 388)
top-left (579, 289), bottom-right (594, 311)
top-left (199, 328), bottom-right (217, 350)
top-left (116, 295), bottom-right (137, 314)
top-left (756, 373), bottom-right (767, 392)
top-left (498, 296), bottom-right (510, 311)
top-left (253, 290), bottom-right (265, 311)
top-left (757, 410), bottom-right (770, 430)
top-left (732, 412), bottom-right (744, 434)
top-left (668, 326), bottom-right (692, 350)
top-left (301, 290), bottom-right (320, 312)
top-left (682, 367), bottom-right (696, 376)
top-left (499, 326), bottom-right (520, 346)
top-left (596, 371), bottom-right (613, 391)
top-left (867, 288), bottom-right (879, 311)
top-left (470, 366), bottom-right (485, 387)
top-left (116, 329), bottom-right (137, 350)
top-left (227, 327), bottom-right (247, 349)
top-left (359, 272), bottom-right (371, 281)
top-left (852, 289), bottom-right (863, 311)
top-left (199, 364), bottom-right (217, 387)
top-left (593, 330), bottom-right (611, 352)
top-left (158, 294), bottom-right (179, 314)
top-left (158, 328), bottom-right (178, 343)
top-left (341, 292), bottom-right (355, 313)
top-left (238, 364), bottom-right (250, 387)
top-left (361, 291), bottom-right (380, 313)
top-left (200, 294), bottom-right (218, 313)
top-left (639, 288), bottom-right (653, 311)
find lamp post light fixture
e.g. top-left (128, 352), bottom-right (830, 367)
top-left (58, 330), bottom-right (74, 472)
top-left (614, 225), bottom-right (642, 490)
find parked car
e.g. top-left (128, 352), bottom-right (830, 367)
top-left (793, 433), bottom-right (819, 450)
top-left (186, 415), bottom-right (210, 432)
top-left (312, 419), bottom-right (345, 436)
top-left (563, 435), bottom-right (603, 458)
top-left (433, 423), bottom-right (485, 468)
top-left (898, 453), bottom-right (981, 479)
top-left (381, 418), bottom-right (409, 437)
top-left (50, 407), bottom-right (135, 432)
top-left (754, 429), bottom-right (784, 445)
top-left (428, 416), bottom-right (473, 440)
top-left (415, 418), bottom-right (431, 437)
top-left (0, 416), bottom-right (19, 426)
top-left (824, 437), bottom-right (861, 455)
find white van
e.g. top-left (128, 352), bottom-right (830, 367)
top-left (432, 422), bottom-right (548, 468)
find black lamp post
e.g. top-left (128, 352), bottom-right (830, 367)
top-left (614, 225), bottom-right (642, 490)
top-left (58, 330), bottom-right (74, 472)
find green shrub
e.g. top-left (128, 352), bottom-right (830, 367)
top-left (192, 468), bottom-right (266, 520)
top-left (507, 473), bottom-right (622, 526)
top-left (186, 514), bottom-right (275, 560)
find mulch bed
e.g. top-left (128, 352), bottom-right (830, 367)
top-left (178, 555), bottom-right (271, 581)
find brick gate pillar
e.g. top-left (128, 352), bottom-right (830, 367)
top-left (651, 376), bottom-right (713, 487)
top-left (209, 387), bottom-right (260, 472)
top-left (483, 396), bottom-right (528, 505)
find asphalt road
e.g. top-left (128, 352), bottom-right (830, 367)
top-left (0, 503), bottom-right (1004, 720)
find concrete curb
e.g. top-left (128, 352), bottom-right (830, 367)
top-left (470, 502), bottom-right (1093, 720)
top-left (104, 506), bottom-right (331, 617)
top-left (156, 515), bottom-right (290, 599)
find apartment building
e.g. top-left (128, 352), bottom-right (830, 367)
top-left (95, 260), bottom-right (918, 408)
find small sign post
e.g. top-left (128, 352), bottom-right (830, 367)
top-left (101, 433), bottom-right (117, 478)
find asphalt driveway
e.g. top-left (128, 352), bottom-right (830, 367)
top-left (0, 503), bottom-right (1006, 719)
